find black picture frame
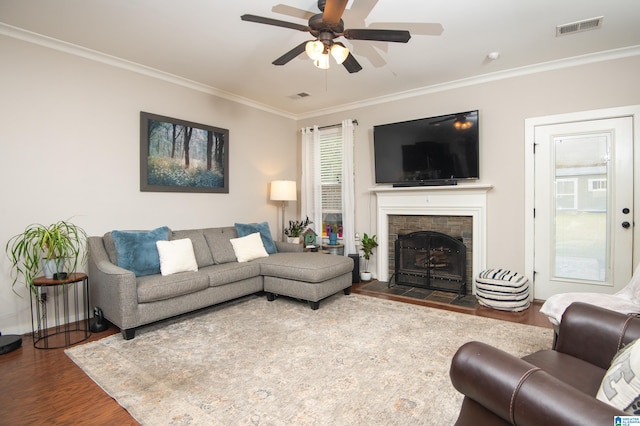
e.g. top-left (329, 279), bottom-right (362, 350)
top-left (140, 111), bottom-right (229, 193)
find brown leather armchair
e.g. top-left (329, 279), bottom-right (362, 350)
top-left (449, 302), bottom-right (640, 425)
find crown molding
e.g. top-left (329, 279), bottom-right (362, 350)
top-left (3, 22), bottom-right (638, 122)
top-left (0, 23), bottom-right (297, 120)
top-left (297, 45), bottom-right (640, 120)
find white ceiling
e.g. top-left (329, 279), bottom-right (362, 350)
top-left (1, 0), bottom-right (639, 118)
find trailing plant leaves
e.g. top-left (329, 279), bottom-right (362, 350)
top-left (5, 220), bottom-right (87, 297)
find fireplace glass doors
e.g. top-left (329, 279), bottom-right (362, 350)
top-left (394, 231), bottom-right (466, 295)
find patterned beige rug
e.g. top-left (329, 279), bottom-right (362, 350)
top-left (66, 293), bottom-right (553, 425)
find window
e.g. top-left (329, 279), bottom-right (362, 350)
top-left (319, 127), bottom-right (343, 237)
top-left (555, 178), bottom-right (578, 210)
top-left (301, 119), bottom-right (355, 253)
top-left (588, 178), bottom-right (607, 192)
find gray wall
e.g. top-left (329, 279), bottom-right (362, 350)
top-left (1, 30), bottom-right (639, 334)
top-left (0, 36), bottom-right (297, 334)
top-left (298, 54), bottom-right (640, 283)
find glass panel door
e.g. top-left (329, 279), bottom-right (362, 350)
top-left (553, 134), bottom-right (609, 283)
top-left (533, 116), bottom-right (633, 300)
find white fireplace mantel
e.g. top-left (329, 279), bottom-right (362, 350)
top-left (371, 184), bottom-right (492, 292)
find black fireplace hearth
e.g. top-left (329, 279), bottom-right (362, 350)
top-left (394, 231), bottom-right (467, 296)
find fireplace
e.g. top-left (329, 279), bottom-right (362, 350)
top-left (395, 231), bottom-right (467, 295)
top-left (372, 184), bottom-right (492, 294)
top-left (389, 214), bottom-right (473, 294)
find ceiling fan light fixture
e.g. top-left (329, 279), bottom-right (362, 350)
top-left (305, 40), bottom-right (325, 60)
top-left (313, 53), bottom-right (331, 69)
top-left (330, 43), bottom-right (349, 64)
top-left (242, 1), bottom-right (422, 73)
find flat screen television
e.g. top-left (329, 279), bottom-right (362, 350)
top-left (373, 110), bottom-right (479, 186)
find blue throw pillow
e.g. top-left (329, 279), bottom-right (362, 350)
top-left (111, 226), bottom-right (170, 276)
top-left (234, 222), bottom-right (277, 254)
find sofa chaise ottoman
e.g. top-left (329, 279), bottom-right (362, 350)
top-left (88, 225), bottom-right (354, 339)
top-left (257, 252), bottom-right (354, 309)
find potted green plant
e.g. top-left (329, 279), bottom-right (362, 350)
top-left (284, 217), bottom-right (312, 244)
top-left (360, 233), bottom-right (378, 281)
top-left (6, 220), bottom-right (88, 299)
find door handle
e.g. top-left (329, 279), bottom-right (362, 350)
top-left (622, 221), bottom-right (631, 229)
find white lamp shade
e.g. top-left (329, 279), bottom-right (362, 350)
top-left (330, 43), bottom-right (349, 64)
top-left (313, 53), bottom-right (330, 69)
top-left (270, 180), bottom-right (297, 201)
top-left (305, 40), bottom-right (325, 61)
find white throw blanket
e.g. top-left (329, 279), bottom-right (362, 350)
top-left (540, 264), bottom-right (640, 328)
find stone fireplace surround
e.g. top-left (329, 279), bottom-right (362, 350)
top-left (371, 184), bottom-right (492, 294)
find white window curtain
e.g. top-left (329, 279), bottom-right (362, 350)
top-left (300, 121), bottom-right (356, 256)
top-left (341, 119), bottom-right (356, 255)
top-left (301, 126), bottom-right (322, 238)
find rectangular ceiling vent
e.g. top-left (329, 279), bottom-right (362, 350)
top-left (556, 16), bottom-right (603, 37)
top-left (288, 92), bottom-right (311, 100)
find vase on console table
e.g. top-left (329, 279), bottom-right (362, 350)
top-left (329, 233), bottom-right (337, 245)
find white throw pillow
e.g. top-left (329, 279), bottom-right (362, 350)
top-left (596, 338), bottom-right (640, 414)
top-left (156, 238), bottom-right (198, 276)
top-left (230, 232), bottom-right (269, 262)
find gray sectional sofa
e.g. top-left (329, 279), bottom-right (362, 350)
top-left (88, 226), bottom-right (354, 339)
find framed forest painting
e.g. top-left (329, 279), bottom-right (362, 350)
top-left (140, 112), bottom-right (229, 193)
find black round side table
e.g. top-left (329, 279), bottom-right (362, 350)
top-left (31, 273), bottom-right (91, 349)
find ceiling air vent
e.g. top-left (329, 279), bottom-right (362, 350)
top-left (556, 16), bottom-right (603, 36)
top-left (287, 92), bottom-right (311, 100)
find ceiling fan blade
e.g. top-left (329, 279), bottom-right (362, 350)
top-left (369, 22), bottom-right (444, 36)
top-left (272, 42), bottom-right (308, 66)
top-left (349, 42), bottom-right (388, 68)
top-left (323, 0), bottom-right (349, 25)
top-left (271, 4), bottom-right (315, 20)
top-left (343, 28), bottom-right (411, 43)
top-left (348, 0), bottom-right (379, 19)
top-left (240, 14), bottom-right (309, 32)
top-left (342, 53), bottom-right (363, 73)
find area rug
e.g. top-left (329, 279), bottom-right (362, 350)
top-left (66, 294), bottom-right (553, 425)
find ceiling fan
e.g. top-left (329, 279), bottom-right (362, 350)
top-left (270, 0), bottom-right (444, 69)
top-left (241, 0), bottom-right (413, 73)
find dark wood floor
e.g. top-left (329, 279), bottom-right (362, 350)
top-left (0, 322), bottom-right (135, 426)
top-left (0, 282), bottom-right (551, 425)
top-left (355, 280), bottom-right (552, 329)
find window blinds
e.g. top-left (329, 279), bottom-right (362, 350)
top-left (320, 128), bottom-right (342, 212)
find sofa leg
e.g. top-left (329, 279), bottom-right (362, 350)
top-left (309, 301), bottom-right (320, 310)
top-left (343, 287), bottom-right (351, 295)
top-left (266, 292), bottom-right (276, 302)
top-left (122, 328), bottom-right (135, 340)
